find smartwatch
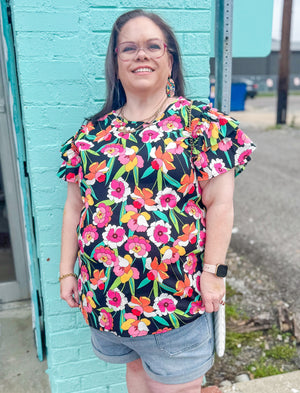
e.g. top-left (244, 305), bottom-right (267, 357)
top-left (203, 263), bottom-right (228, 278)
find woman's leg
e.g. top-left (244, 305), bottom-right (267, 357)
top-left (126, 359), bottom-right (203, 393)
top-left (126, 359), bottom-right (151, 393)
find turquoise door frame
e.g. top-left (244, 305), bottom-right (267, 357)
top-left (0, 0), bottom-right (43, 361)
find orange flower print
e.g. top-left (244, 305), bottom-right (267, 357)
top-left (121, 313), bottom-right (150, 337)
top-left (128, 296), bottom-right (155, 317)
top-left (150, 146), bottom-right (175, 173)
top-left (94, 125), bottom-right (112, 142)
top-left (113, 254), bottom-right (140, 283)
top-left (174, 274), bottom-right (193, 298)
top-left (131, 186), bottom-right (156, 211)
top-left (85, 160), bottom-right (109, 185)
top-left (160, 245), bottom-right (185, 265)
top-left (176, 223), bottom-right (198, 246)
top-left (80, 121), bottom-right (95, 135)
top-left (145, 257), bottom-right (169, 282)
top-left (177, 171), bottom-right (196, 196)
top-left (90, 269), bottom-right (107, 290)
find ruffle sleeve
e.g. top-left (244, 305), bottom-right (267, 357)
top-left (189, 101), bottom-right (256, 181)
top-left (57, 132), bottom-right (82, 184)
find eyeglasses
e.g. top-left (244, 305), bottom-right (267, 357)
top-left (115, 39), bottom-right (167, 61)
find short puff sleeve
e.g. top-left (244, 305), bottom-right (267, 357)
top-left (190, 102), bottom-right (256, 181)
top-left (57, 132), bottom-right (82, 184)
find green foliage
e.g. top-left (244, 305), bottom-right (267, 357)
top-left (226, 330), bottom-right (263, 356)
top-left (247, 360), bottom-right (283, 379)
top-left (265, 344), bottom-right (296, 360)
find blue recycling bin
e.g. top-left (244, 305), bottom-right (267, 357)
top-left (209, 82), bottom-right (247, 111)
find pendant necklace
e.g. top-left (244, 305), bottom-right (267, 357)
top-left (118, 96), bottom-right (169, 134)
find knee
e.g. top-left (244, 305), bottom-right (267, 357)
top-left (127, 358), bottom-right (143, 373)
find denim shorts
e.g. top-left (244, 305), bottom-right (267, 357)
top-left (90, 312), bottom-right (215, 384)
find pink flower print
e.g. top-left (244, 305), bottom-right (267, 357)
top-left (165, 137), bottom-right (186, 154)
top-left (193, 272), bottom-right (202, 294)
top-left (209, 158), bottom-right (227, 177)
top-left (82, 224), bottom-right (99, 246)
top-left (78, 277), bottom-right (82, 294)
top-left (125, 235), bottom-right (151, 258)
top-left (94, 246), bottom-right (117, 267)
top-left (82, 291), bottom-right (96, 313)
top-left (78, 237), bottom-right (84, 253)
top-left (218, 137), bottom-right (233, 151)
top-left (113, 255), bottom-right (140, 283)
top-left (155, 188), bottom-right (180, 211)
top-left (80, 265), bottom-right (89, 283)
top-left (160, 246), bottom-right (180, 265)
top-left (106, 288), bottom-right (128, 311)
top-left (140, 126), bottom-right (162, 143)
top-left (194, 151), bottom-right (208, 169)
top-left (235, 146), bottom-right (254, 166)
top-left (174, 274), bottom-right (193, 298)
top-left (173, 97), bottom-right (190, 108)
top-left (185, 200), bottom-right (202, 220)
top-left (108, 178), bottom-right (130, 203)
top-left (75, 140), bottom-right (94, 151)
top-left (153, 294), bottom-right (178, 316)
top-left (118, 146), bottom-right (144, 171)
top-left (158, 114), bottom-right (183, 131)
top-left (111, 117), bottom-right (127, 129)
top-left (190, 300), bottom-right (205, 315)
top-left (92, 203), bottom-right (113, 228)
top-left (70, 154), bottom-right (81, 166)
top-left (183, 253), bottom-right (198, 275)
top-left (199, 230), bottom-right (206, 249)
top-left (236, 129), bottom-right (251, 145)
top-left (102, 225), bottom-right (127, 249)
top-left (98, 309), bottom-right (113, 330)
top-left (121, 313), bottom-right (150, 337)
top-left (121, 205), bottom-right (150, 232)
top-left (147, 220), bottom-right (171, 246)
top-left (101, 143), bottom-right (125, 158)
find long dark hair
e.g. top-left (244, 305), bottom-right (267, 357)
top-left (88, 9), bottom-right (185, 123)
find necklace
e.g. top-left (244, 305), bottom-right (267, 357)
top-left (118, 95), bottom-right (169, 134)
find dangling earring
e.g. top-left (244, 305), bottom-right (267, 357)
top-left (166, 76), bottom-right (175, 98)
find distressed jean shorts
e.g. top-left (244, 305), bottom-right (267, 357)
top-left (90, 312), bottom-right (215, 385)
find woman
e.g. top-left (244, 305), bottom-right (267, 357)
top-left (58, 9), bottom-right (255, 393)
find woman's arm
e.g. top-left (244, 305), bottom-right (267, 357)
top-left (199, 169), bottom-right (235, 313)
top-left (60, 182), bottom-right (84, 308)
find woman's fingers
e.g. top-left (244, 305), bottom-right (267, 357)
top-left (60, 277), bottom-right (80, 308)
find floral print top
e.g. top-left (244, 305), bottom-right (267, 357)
top-left (57, 97), bottom-right (256, 337)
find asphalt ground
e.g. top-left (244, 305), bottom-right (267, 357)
top-left (230, 94), bottom-right (300, 315)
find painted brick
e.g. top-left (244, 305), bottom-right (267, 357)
top-left (47, 313), bottom-right (78, 333)
top-left (88, 9), bottom-right (210, 32)
top-left (49, 347), bottom-right (79, 365)
top-left (15, 33), bottom-right (82, 59)
top-left (78, 343), bottom-right (98, 361)
top-left (12, 11), bottom-right (79, 32)
top-left (89, 0), bottom-right (210, 9)
top-left (52, 377), bottom-right (82, 393)
top-left (20, 82), bottom-right (90, 105)
top-left (23, 106), bottom-right (87, 126)
top-left (75, 387), bottom-right (107, 393)
top-left (19, 61), bottom-right (83, 82)
top-left (51, 358), bottom-right (110, 379)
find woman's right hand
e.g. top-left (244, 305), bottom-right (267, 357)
top-left (60, 276), bottom-right (80, 308)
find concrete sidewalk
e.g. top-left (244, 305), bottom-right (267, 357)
top-left (1, 301), bottom-right (299, 393)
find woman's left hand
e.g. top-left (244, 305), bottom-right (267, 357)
top-left (200, 271), bottom-right (225, 313)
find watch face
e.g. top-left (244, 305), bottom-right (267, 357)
top-left (216, 264), bottom-right (228, 277)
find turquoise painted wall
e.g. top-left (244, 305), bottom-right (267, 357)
top-left (9, 1), bottom-right (213, 392)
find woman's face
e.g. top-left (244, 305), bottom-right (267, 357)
top-left (116, 16), bottom-right (173, 98)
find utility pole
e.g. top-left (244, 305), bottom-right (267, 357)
top-left (277, 0), bottom-right (293, 124)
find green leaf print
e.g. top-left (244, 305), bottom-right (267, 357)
top-left (169, 313), bottom-right (180, 328)
top-left (95, 199), bottom-right (115, 207)
top-left (137, 277), bottom-right (151, 289)
top-left (110, 276), bottom-right (122, 290)
top-left (164, 173), bottom-right (181, 188)
top-left (129, 277), bottom-right (135, 295)
top-left (133, 166), bottom-right (139, 185)
top-left (153, 316), bottom-right (169, 327)
top-left (157, 170), bottom-right (162, 190)
top-left (169, 209), bottom-right (179, 233)
top-left (141, 166), bottom-right (155, 179)
top-left (113, 165), bottom-right (126, 180)
top-left (82, 152), bottom-right (87, 173)
top-left (153, 210), bottom-right (169, 223)
top-left (153, 280), bottom-right (158, 298)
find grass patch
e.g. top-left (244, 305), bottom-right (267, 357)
top-left (265, 344), bottom-right (296, 360)
top-left (226, 330), bottom-right (262, 356)
top-left (247, 359), bottom-right (283, 378)
top-left (226, 282), bottom-right (238, 298)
